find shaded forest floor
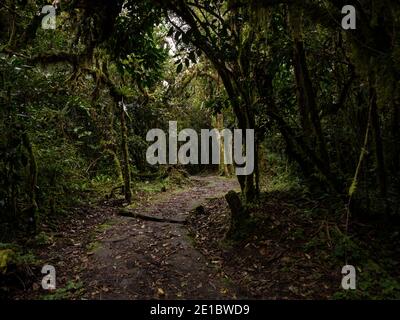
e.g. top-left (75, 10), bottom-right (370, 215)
top-left (8, 176), bottom-right (241, 299)
top-left (5, 175), bottom-right (400, 300)
top-left (188, 188), bottom-right (400, 299)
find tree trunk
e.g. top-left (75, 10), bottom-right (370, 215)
top-left (289, 7), bottom-right (330, 172)
top-left (391, 86), bottom-right (400, 173)
top-left (120, 103), bottom-right (132, 204)
top-left (225, 191), bottom-right (247, 239)
top-left (264, 78), bottom-right (342, 193)
top-left (22, 132), bottom-right (38, 233)
top-left (214, 113), bottom-right (233, 176)
top-left (370, 86), bottom-right (387, 198)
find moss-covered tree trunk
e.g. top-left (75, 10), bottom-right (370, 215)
top-left (120, 103), bottom-right (132, 204)
top-left (104, 102), bottom-right (124, 185)
top-left (105, 73), bottom-right (132, 204)
top-left (214, 112), bottom-right (234, 176)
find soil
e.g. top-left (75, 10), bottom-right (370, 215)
top-left (81, 176), bottom-right (240, 300)
top-left (13, 176), bottom-right (242, 300)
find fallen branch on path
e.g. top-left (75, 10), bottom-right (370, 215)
top-left (118, 208), bottom-right (187, 225)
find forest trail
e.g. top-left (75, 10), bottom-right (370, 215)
top-left (81, 176), bottom-right (240, 299)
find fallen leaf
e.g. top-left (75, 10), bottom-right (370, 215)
top-left (157, 288), bottom-right (165, 296)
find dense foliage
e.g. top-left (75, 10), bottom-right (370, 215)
top-left (0, 0), bottom-right (399, 299)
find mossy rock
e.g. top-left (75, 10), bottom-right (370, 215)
top-left (0, 249), bottom-right (15, 274)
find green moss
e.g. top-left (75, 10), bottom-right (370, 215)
top-left (0, 244), bottom-right (40, 274)
top-left (95, 220), bottom-right (117, 233)
top-left (333, 260), bottom-right (400, 300)
top-left (34, 232), bottom-right (53, 246)
top-left (86, 241), bottom-right (102, 254)
top-left (41, 280), bottom-right (84, 300)
top-left (0, 249), bottom-right (14, 274)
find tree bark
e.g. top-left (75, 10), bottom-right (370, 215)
top-left (22, 132), bottom-right (38, 233)
top-left (120, 103), bottom-right (132, 204)
top-left (289, 7), bottom-right (330, 172)
top-left (370, 85), bottom-right (387, 198)
top-left (225, 191), bottom-right (247, 239)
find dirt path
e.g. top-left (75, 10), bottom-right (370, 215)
top-left (81, 176), bottom-right (240, 300)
